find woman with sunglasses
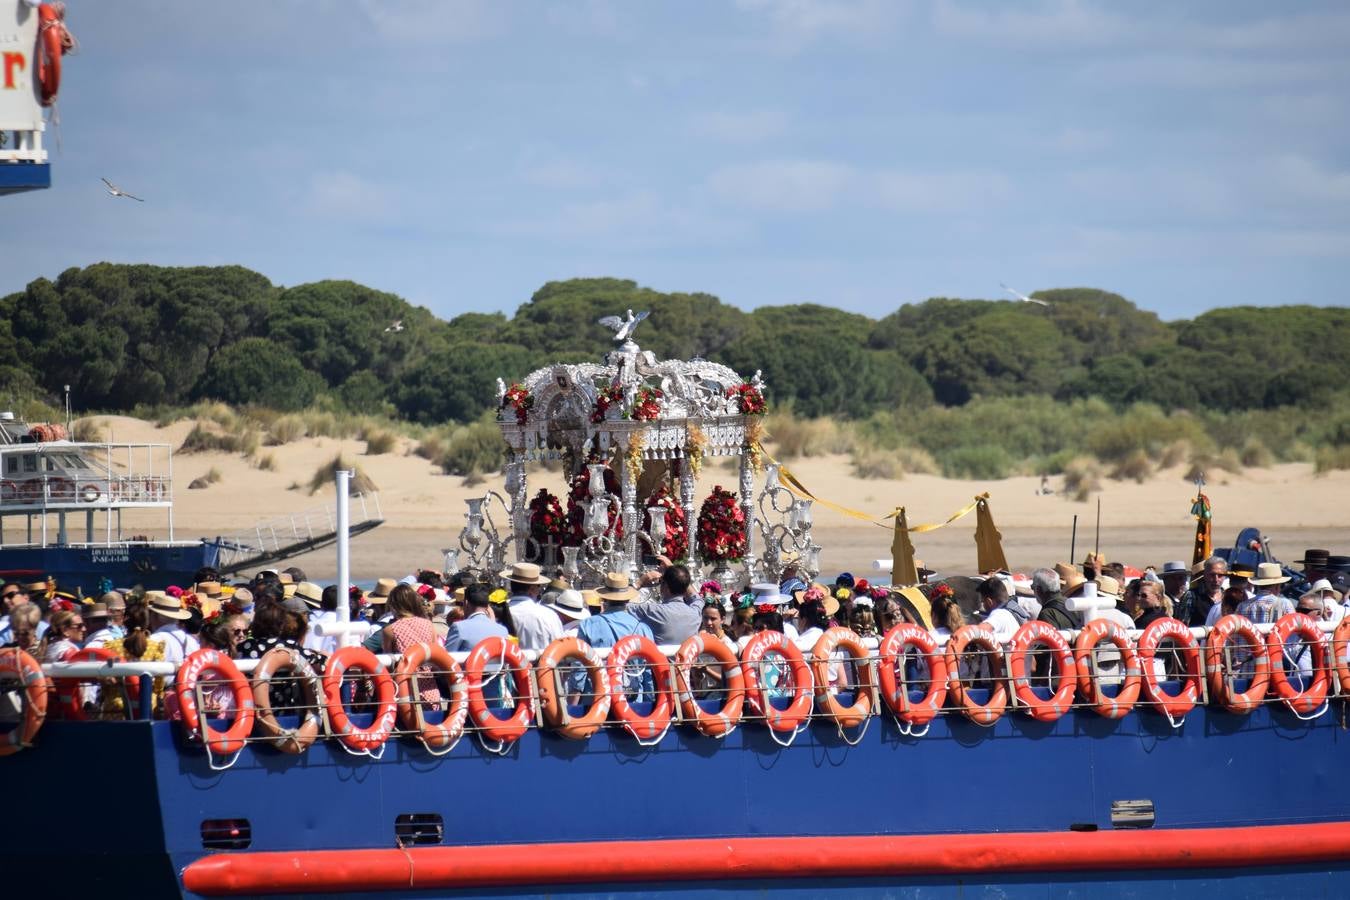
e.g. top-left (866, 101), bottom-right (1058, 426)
top-left (43, 609), bottom-right (85, 662)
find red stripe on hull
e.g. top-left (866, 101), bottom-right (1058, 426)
top-left (183, 823), bottom-right (1350, 895)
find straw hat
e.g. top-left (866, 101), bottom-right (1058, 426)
top-left (294, 581), bottom-right (324, 609)
top-left (596, 572), bottom-right (638, 603)
top-left (368, 578), bottom-right (397, 605)
top-left (83, 602), bottom-right (109, 620)
top-left (498, 562), bottom-right (551, 586)
top-left (748, 582), bottom-right (791, 607)
top-left (550, 589), bottom-right (590, 621)
top-left (1096, 575), bottom-right (1122, 600)
top-left (1054, 562), bottom-right (1085, 593)
top-left (1250, 562), bottom-right (1291, 587)
top-left (100, 591), bottom-right (126, 612)
top-left (1160, 561), bottom-right (1189, 577)
top-left (195, 581), bottom-right (224, 599)
top-left (582, 589), bottom-right (602, 610)
top-left (146, 591), bottom-right (191, 621)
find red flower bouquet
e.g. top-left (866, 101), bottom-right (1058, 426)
top-left (631, 385), bottom-right (663, 421)
top-left (727, 382), bottom-right (766, 416)
top-left (696, 485), bottom-right (746, 563)
top-left (501, 383), bottom-right (533, 425)
top-left (591, 385), bottom-right (625, 424)
top-left (527, 488), bottom-right (567, 550)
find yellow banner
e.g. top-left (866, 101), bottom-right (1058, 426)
top-left (765, 449), bottom-right (987, 534)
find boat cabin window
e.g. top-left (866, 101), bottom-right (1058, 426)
top-left (44, 457), bottom-right (56, 472)
top-left (23, 455), bottom-right (36, 473)
top-left (63, 454), bottom-right (89, 470)
top-left (4, 456), bottom-right (15, 475)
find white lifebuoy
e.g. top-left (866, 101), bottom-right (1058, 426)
top-left (80, 483), bottom-right (102, 503)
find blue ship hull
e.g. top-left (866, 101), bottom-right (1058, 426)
top-left (0, 541), bottom-right (221, 592)
top-left (7, 696), bottom-right (1350, 897)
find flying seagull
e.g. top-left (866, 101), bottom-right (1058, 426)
top-left (101, 177), bottom-right (144, 202)
top-left (1001, 283), bottom-right (1049, 307)
top-left (597, 309), bottom-right (650, 343)
top-left (384, 320), bottom-right (404, 333)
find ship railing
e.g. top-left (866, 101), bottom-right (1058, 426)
top-left (26, 619), bottom-right (1340, 735)
top-left (214, 492), bottom-right (383, 571)
top-left (0, 472), bottom-right (171, 508)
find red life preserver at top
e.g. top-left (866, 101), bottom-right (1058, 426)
top-left (1007, 620), bottom-right (1078, 722)
top-left (463, 636), bottom-right (533, 748)
top-left (878, 622), bottom-right (948, 728)
top-left (740, 630), bottom-right (813, 733)
top-left (1205, 614), bottom-right (1270, 715)
top-left (36, 3), bottom-right (72, 108)
top-left (322, 645), bottom-right (397, 755)
top-left (607, 634), bottom-right (674, 743)
top-left (53, 646), bottom-right (119, 720)
top-left (176, 649), bottom-right (256, 756)
top-left (1267, 612), bottom-right (1329, 715)
top-left (0, 648), bottom-right (48, 755)
top-left (1137, 617), bottom-right (1203, 721)
top-left (1073, 619), bottom-right (1141, 719)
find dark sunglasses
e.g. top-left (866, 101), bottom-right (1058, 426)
top-left (1297, 607), bottom-right (1322, 615)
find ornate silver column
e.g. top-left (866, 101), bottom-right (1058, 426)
top-left (738, 450), bottom-right (757, 579)
top-left (679, 458), bottom-right (698, 567)
top-left (504, 449), bottom-right (528, 563)
top-left (618, 445), bottom-right (640, 580)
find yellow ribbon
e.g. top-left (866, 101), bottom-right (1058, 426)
top-left (765, 448), bottom-right (987, 534)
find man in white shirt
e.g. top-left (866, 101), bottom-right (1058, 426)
top-left (145, 591), bottom-right (200, 664)
top-left (83, 602), bottom-right (118, 649)
top-left (499, 562), bottom-right (562, 651)
top-left (976, 576), bottom-right (1028, 644)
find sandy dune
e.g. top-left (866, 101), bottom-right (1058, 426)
top-left (86, 415), bottom-right (1348, 583)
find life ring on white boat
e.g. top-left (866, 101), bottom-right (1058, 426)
top-left (536, 636), bottom-right (610, 741)
top-left (394, 641), bottom-right (468, 753)
top-left (672, 633), bottom-right (744, 738)
top-left (36, 3), bottom-right (72, 108)
top-left (607, 634), bottom-right (674, 742)
top-left (741, 630), bottom-right (813, 733)
top-left (1138, 617), bottom-right (1202, 720)
top-left (1205, 615), bottom-right (1270, 715)
top-left (176, 649), bottom-right (256, 756)
top-left (1073, 619), bottom-right (1140, 719)
top-left (811, 627), bottom-right (873, 730)
top-left (463, 636), bottom-right (533, 746)
top-left (878, 622), bottom-right (948, 728)
top-left (322, 646), bottom-right (397, 754)
top-left (0, 648), bottom-right (48, 755)
top-left (46, 477), bottom-right (74, 501)
top-left (945, 624), bottom-right (1008, 725)
top-left (1267, 612), bottom-right (1328, 715)
top-left (80, 483), bottom-right (102, 503)
top-left (250, 646), bottom-right (323, 755)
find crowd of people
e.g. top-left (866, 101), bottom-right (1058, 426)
top-left (1, 545), bottom-right (1344, 719)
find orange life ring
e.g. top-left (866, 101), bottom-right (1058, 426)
top-left (945, 624), bottom-right (1008, 725)
top-left (176, 649), bottom-right (256, 756)
top-left (321, 646), bottom-right (397, 754)
top-left (1267, 612), bottom-right (1328, 715)
top-left (1008, 620), bottom-right (1078, 721)
top-left (1073, 619), bottom-right (1140, 719)
top-left (607, 634), bottom-right (674, 742)
top-left (672, 633), bottom-right (744, 738)
top-left (80, 483), bottom-right (101, 504)
top-left (741, 630), bottom-right (813, 733)
top-left (36, 3), bottom-right (69, 108)
top-left (0, 648), bottom-right (48, 755)
top-left (1137, 617), bottom-right (1202, 720)
top-left (394, 642), bottom-right (468, 753)
top-left (811, 627), bottom-right (873, 730)
top-left (53, 646), bottom-right (118, 721)
top-left (1205, 614), bottom-right (1270, 715)
top-left (536, 636), bottom-right (611, 741)
top-left (464, 636), bottom-right (533, 747)
top-left (1332, 618), bottom-right (1350, 695)
top-left (0, 480), bottom-right (16, 502)
top-left (251, 646), bottom-right (323, 755)
top-left (878, 622), bottom-right (948, 727)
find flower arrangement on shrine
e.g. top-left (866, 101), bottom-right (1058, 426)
top-left (696, 485), bottom-right (746, 563)
top-left (566, 464), bottom-right (623, 543)
top-left (527, 488), bottom-right (567, 550)
top-left (501, 383), bottom-right (533, 425)
top-left (727, 381), bottom-right (766, 416)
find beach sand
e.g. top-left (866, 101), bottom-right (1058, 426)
top-left (87, 415), bottom-right (1349, 582)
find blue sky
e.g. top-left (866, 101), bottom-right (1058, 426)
top-left (7, 0), bottom-right (1349, 322)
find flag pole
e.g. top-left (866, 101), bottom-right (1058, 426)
top-left (1070, 515), bottom-right (1078, 563)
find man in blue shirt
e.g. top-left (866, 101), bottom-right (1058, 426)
top-left (578, 573), bottom-right (654, 699)
top-left (445, 584), bottom-right (508, 652)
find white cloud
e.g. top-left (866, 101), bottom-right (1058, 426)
top-left (302, 171), bottom-right (395, 224)
top-left (690, 109), bottom-right (790, 144)
top-left (932, 0), bottom-right (1134, 48)
top-left (356, 0), bottom-right (505, 43)
top-left (873, 171), bottom-right (1014, 213)
top-left (708, 159), bottom-right (853, 211)
top-left (735, 0), bottom-right (899, 47)
top-left (518, 159), bottom-right (601, 190)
